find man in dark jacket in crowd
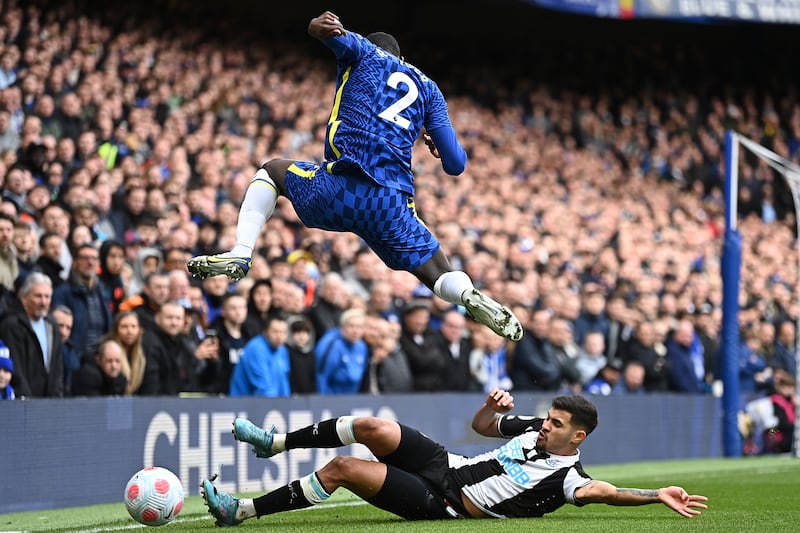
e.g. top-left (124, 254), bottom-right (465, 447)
top-left (0, 272), bottom-right (63, 397)
top-left (71, 339), bottom-right (128, 396)
top-left (141, 300), bottom-right (205, 395)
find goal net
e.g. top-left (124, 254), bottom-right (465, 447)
top-left (722, 130), bottom-right (800, 458)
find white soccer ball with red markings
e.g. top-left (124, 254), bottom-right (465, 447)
top-left (124, 466), bottom-right (184, 526)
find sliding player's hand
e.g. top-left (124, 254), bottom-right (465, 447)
top-left (422, 131), bottom-right (440, 159)
top-left (308, 11), bottom-right (346, 40)
top-left (486, 388), bottom-right (514, 413)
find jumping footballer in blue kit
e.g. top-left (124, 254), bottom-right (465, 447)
top-left (188, 11), bottom-right (522, 342)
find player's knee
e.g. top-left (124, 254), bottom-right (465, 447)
top-left (354, 417), bottom-right (395, 441)
top-left (260, 159), bottom-right (288, 194)
top-left (261, 158), bottom-right (290, 176)
top-left (260, 159), bottom-right (277, 173)
top-left (321, 455), bottom-right (354, 482)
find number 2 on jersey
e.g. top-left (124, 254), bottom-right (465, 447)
top-left (378, 72), bottom-right (418, 129)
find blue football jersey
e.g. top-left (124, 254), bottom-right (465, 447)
top-left (321, 31), bottom-right (457, 195)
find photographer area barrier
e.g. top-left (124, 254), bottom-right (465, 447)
top-left (0, 393), bottom-right (722, 513)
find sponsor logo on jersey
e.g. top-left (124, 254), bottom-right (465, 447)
top-left (496, 439), bottom-right (531, 485)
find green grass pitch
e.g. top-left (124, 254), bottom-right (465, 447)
top-left (2, 456), bottom-right (798, 532)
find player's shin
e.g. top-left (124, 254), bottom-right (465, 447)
top-left (284, 416), bottom-right (358, 449)
top-left (253, 474), bottom-right (330, 517)
top-left (231, 168), bottom-right (278, 257)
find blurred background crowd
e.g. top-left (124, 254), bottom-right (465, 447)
top-left (0, 0), bottom-right (796, 451)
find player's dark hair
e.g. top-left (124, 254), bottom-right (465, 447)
top-left (552, 395), bottom-right (598, 435)
top-left (366, 32), bottom-right (400, 57)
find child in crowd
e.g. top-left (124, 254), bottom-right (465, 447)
top-left (0, 339), bottom-right (15, 400)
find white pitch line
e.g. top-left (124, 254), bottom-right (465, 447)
top-left (67, 500), bottom-right (368, 533)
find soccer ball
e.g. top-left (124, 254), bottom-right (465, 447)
top-left (124, 466), bottom-right (184, 526)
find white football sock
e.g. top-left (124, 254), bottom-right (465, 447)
top-left (271, 433), bottom-right (286, 454)
top-left (231, 168), bottom-right (278, 257)
top-left (335, 416), bottom-right (358, 445)
top-left (299, 473), bottom-right (331, 504)
top-left (433, 271), bottom-right (475, 305)
top-left (236, 498), bottom-right (256, 521)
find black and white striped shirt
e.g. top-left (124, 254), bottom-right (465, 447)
top-left (446, 416), bottom-right (592, 518)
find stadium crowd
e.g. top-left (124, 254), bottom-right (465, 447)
top-left (0, 0), bottom-right (796, 450)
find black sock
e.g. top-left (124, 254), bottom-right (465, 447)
top-left (285, 419), bottom-right (341, 449)
top-left (253, 480), bottom-right (311, 517)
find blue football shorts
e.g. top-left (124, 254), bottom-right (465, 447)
top-left (283, 161), bottom-right (440, 271)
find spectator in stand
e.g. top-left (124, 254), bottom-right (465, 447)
top-left (167, 269), bottom-right (193, 308)
top-left (761, 369), bottom-right (797, 454)
top-left (71, 339), bottom-right (128, 396)
top-left (399, 299), bottom-right (449, 392)
top-left (620, 321), bottom-right (670, 392)
top-left (188, 284), bottom-right (211, 332)
top-left (21, 184), bottom-right (52, 226)
top-left (13, 220), bottom-right (36, 282)
top-left (427, 295), bottom-right (457, 332)
top-left (665, 318), bottom-right (707, 393)
top-left (315, 308), bottom-right (369, 395)
top-left (509, 308), bottom-right (561, 391)
top-left (56, 92), bottom-right (85, 142)
top-left (126, 245), bottom-right (162, 297)
top-left (1, 165), bottom-right (27, 215)
top-left (286, 315), bottom-right (317, 394)
top-left (0, 272), bottom-right (63, 397)
top-left (119, 271), bottom-right (170, 332)
top-left (229, 315), bottom-right (291, 397)
top-left (163, 246), bottom-right (192, 273)
top-left (469, 327), bottom-right (513, 393)
top-left (0, 212), bottom-right (18, 290)
top-left (574, 331), bottom-right (608, 387)
top-left (204, 293), bottom-right (249, 395)
top-left (307, 272), bottom-right (350, 340)
top-left (434, 309), bottom-right (479, 391)
top-left (755, 320), bottom-right (777, 368)
top-left (98, 239), bottom-right (126, 315)
top-left (34, 232), bottom-right (65, 287)
top-left (603, 293), bottom-right (634, 366)
top-left (0, 339), bottom-right (15, 400)
top-left (0, 51), bottom-right (17, 90)
top-left (364, 317), bottom-right (413, 393)
top-left (341, 248), bottom-right (381, 302)
top-left (0, 110), bottom-right (19, 154)
top-left (691, 305), bottom-right (719, 385)
top-left (201, 274), bottom-right (231, 324)
top-left (287, 250), bottom-right (317, 309)
top-left (65, 223), bottom-right (95, 256)
top-left (52, 243), bottom-right (112, 360)
top-left (773, 320), bottom-right (797, 377)
top-left (141, 300), bottom-right (203, 395)
top-left (738, 328), bottom-right (771, 397)
top-left (33, 94), bottom-right (62, 140)
top-left (584, 361), bottom-right (623, 396)
top-left (242, 278), bottom-right (278, 339)
top-left (37, 203), bottom-right (72, 278)
top-left (573, 285), bottom-right (610, 347)
top-left (366, 279), bottom-right (400, 324)
top-left (612, 360), bottom-right (647, 395)
top-left (106, 311), bottom-right (158, 395)
top-left (548, 317), bottom-right (582, 393)
top-left (52, 304), bottom-right (79, 395)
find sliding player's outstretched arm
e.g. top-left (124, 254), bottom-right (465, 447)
top-left (575, 480), bottom-right (708, 518)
